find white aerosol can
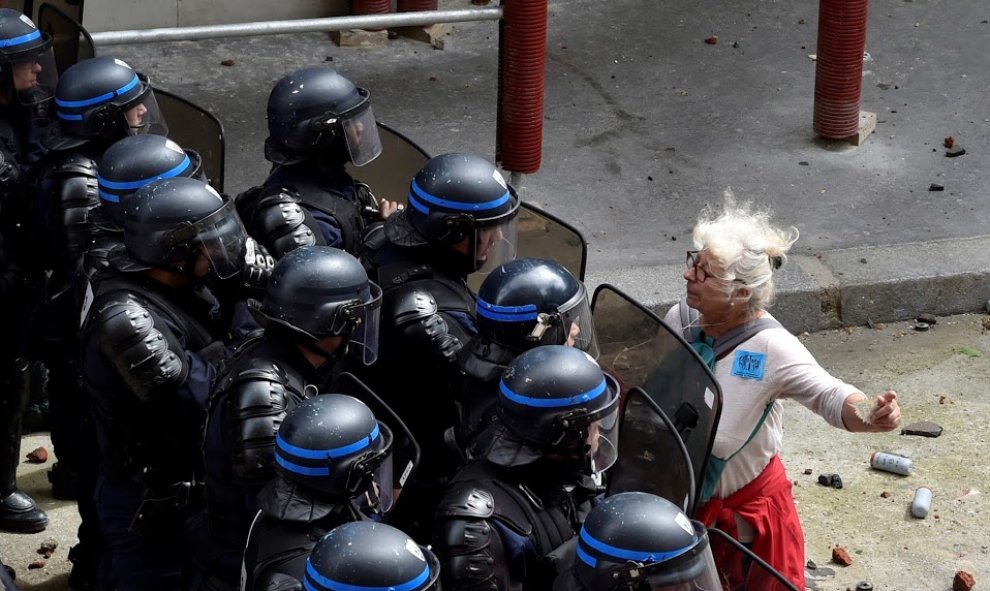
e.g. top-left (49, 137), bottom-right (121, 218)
top-left (869, 451), bottom-right (913, 476)
top-left (911, 487), bottom-right (932, 518)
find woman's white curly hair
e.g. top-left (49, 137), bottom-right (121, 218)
top-left (692, 190), bottom-right (799, 310)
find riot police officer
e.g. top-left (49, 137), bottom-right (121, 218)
top-left (362, 152), bottom-right (520, 540)
top-left (433, 345), bottom-right (621, 591)
top-left (0, 7), bottom-right (55, 534)
top-left (241, 394), bottom-right (398, 591)
top-left (553, 492), bottom-right (724, 591)
top-left (459, 257), bottom-right (598, 449)
top-left (201, 245), bottom-right (381, 590)
top-left (304, 521), bottom-right (442, 591)
top-left (79, 177), bottom-right (248, 591)
top-left (237, 66), bottom-right (389, 257)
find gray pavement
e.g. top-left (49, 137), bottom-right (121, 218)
top-left (99, 0), bottom-right (990, 332)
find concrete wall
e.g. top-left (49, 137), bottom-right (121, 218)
top-left (83, 0), bottom-right (352, 32)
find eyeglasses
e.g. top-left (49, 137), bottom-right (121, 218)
top-left (686, 250), bottom-right (743, 285)
top-left (686, 250), bottom-right (711, 283)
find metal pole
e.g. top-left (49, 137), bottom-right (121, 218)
top-left (90, 8), bottom-right (502, 45)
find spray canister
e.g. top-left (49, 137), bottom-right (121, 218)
top-left (869, 451), bottom-right (913, 476)
top-left (911, 487), bottom-right (932, 518)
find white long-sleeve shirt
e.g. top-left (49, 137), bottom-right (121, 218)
top-left (664, 307), bottom-right (858, 499)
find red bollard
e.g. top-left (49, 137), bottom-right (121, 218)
top-left (396, 0), bottom-right (438, 11)
top-left (497, 0), bottom-right (548, 175)
top-left (813, 0), bottom-right (869, 139)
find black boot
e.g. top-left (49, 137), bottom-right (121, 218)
top-left (0, 356), bottom-right (48, 533)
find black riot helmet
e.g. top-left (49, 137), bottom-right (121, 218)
top-left (274, 394), bottom-right (395, 510)
top-left (476, 257), bottom-right (599, 357)
top-left (48, 56), bottom-right (166, 149)
top-left (485, 345), bottom-right (620, 474)
top-left (265, 66), bottom-right (382, 167)
top-left (0, 8), bottom-right (56, 105)
top-left (122, 177), bottom-right (247, 280)
top-left (556, 492), bottom-right (721, 591)
top-left (249, 245), bottom-right (382, 364)
top-left (385, 152), bottom-right (521, 273)
top-left (98, 134), bottom-right (205, 226)
top-left (306, 522), bottom-right (441, 591)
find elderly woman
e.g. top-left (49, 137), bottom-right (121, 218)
top-left (663, 199), bottom-right (901, 589)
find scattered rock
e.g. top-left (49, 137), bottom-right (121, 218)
top-left (798, 18), bottom-right (807, 24)
top-left (832, 546), bottom-right (853, 566)
top-left (37, 539), bottom-right (58, 559)
top-left (798, 161), bottom-right (809, 166)
top-left (901, 420), bottom-right (943, 438)
top-left (939, 395), bottom-right (948, 404)
top-left (953, 570), bottom-right (975, 591)
top-left (856, 583), bottom-right (874, 591)
top-left (928, 183), bottom-right (944, 191)
top-left (803, 468), bottom-right (813, 475)
top-left (25, 447), bottom-right (48, 463)
top-left (917, 313), bottom-right (937, 325)
top-left (220, 59), bottom-right (235, 67)
top-left (704, 35), bottom-right (719, 44)
top-left (982, 316), bottom-right (990, 330)
top-left (912, 321), bottom-right (931, 331)
top-left (817, 473), bottom-right (843, 488)
top-left (806, 559), bottom-right (817, 570)
top-left (732, 41), bottom-right (740, 48)
top-left (28, 561), bottom-right (45, 570)
top-left (880, 490), bottom-right (892, 498)
top-left (944, 136), bottom-right (955, 148)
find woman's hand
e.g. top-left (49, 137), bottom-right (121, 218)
top-left (869, 390), bottom-right (901, 431)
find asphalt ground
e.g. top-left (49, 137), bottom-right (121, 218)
top-left (94, 0), bottom-right (990, 332)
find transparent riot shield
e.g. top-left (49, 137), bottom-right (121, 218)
top-left (349, 124), bottom-right (588, 282)
top-left (37, 1), bottom-right (93, 75)
top-left (707, 528), bottom-right (801, 591)
top-left (154, 88), bottom-right (226, 193)
top-left (593, 284), bottom-right (721, 514)
top-left (326, 372), bottom-right (421, 518)
top-left (37, 0), bottom-right (83, 23)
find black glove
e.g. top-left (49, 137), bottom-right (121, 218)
top-left (242, 238), bottom-right (275, 292)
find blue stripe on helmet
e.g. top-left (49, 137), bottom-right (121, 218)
top-left (99, 190), bottom-right (120, 204)
top-left (57, 111), bottom-right (83, 121)
top-left (476, 299), bottom-right (538, 322)
top-left (0, 29), bottom-right (41, 48)
top-left (407, 191), bottom-right (430, 215)
top-left (305, 559), bottom-right (430, 591)
top-left (499, 377), bottom-right (606, 408)
top-left (55, 74), bottom-right (140, 108)
top-left (98, 155), bottom-right (192, 191)
top-left (409, 178), bottom-right (510, 212)
top-left (579, 526), bottom-right (692, 563)
top-left (276, 423), bottom-right (380, 460)
top-left (576, 544), bottom-right (597, 568)
top-left (275, 454), bottom-right (330, 477)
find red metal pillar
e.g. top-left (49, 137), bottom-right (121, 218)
top-left (813, 0), bottom-right (869, 139)
top-left (396, 0), bottom-right (438, 12)
top-left (496, 0), bottom-right (547, 174)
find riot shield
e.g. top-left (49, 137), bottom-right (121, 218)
top-left (707, 528), bottom-right (801, 591)
top-left (345, 122), bottom-right (430, 206)
top-left (327, 372), bottom-right (420, 516)
top-left (153, 88), bottom-right (226, 193)
top-left (593, 284), bottom-right (721, 514)
top-left (36, 1), bottom-right (94, 75)
top-left (37, 0), bottom-right (83, 23)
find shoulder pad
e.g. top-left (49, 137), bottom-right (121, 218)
top-left (438, 481), bottom-right (495, 519)
top-left (53, 153), bottom-right (99, 178)
top-left (95, 295), bottom-right (189, 402)
top-left (255, 185), bottom-right (302, 207)
top-left (383, 286), bottom-right (439, 326)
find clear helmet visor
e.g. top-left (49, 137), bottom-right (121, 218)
top-left (351, 422), bottom-right (394, 513)
top-left (475, 216), bottom-right (519, 274)
top-left (585, 402), bottom-right (620, 475)
top-left (124, 90), bottom-right (168, 137)
top-left (341, 103), bottom-right (382, 167)
top-left (557, 293), bottom-right (600, 359)
top-left (339, 282), bottom-right (383, 366)
top-left (193, 202), bottom-right (248, 280)
top-left (12, 49), bottom-right (56, 105)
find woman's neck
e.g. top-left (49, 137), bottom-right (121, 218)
top-left (699, 306), bottom-right (765, 339)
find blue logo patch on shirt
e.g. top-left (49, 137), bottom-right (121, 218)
top-left (731, 349), bottom-right (766, 380)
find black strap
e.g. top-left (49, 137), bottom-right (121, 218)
top-left (713, 317), bottom-right (783, 359)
